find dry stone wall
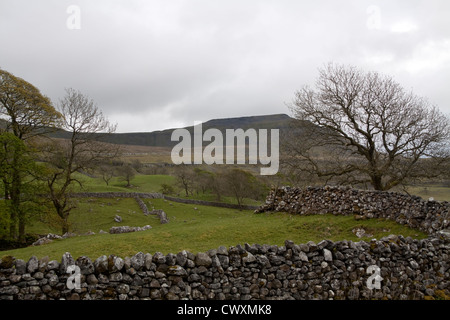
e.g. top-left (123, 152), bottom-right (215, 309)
top-left (255, 186), bottom-right (449, 236)
top-left (1, 236), bottom-right (449, 300)
top-left (2, 186), bottom-right (449, 300)
top-left (70, 192), bottom-right (163, 199)
top-left (71, 192), bottom-right (168, 224)
top-left (163, 195), bottom-right (259, 210)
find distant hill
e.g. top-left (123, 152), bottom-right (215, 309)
top-left (48, 113), bottom-right (301, 148)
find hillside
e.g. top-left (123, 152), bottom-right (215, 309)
top-left (47, 113), bottom-right (300, 148)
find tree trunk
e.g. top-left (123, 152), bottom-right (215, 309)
top-left (371, 174), bottom-right (384, 191)
top-left (55, 205), bottom-right (70, 235)
top-left (62, 219), bottom-right (69, 235)
top-left (18, 215), bottom-right (26, 243)
top-left (9, 168), bottom-right (21, 240)
top-left (8, 203), bottom-right (17, 240)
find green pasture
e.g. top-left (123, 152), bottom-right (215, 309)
top-left (71, 173), bottom-right (176, 193)
top-left (1, 173), bottom-right (446, 261)
top-left (403, 185), bottom-right (450, 202)
top-left (2, 198), bottom-right (427, 261)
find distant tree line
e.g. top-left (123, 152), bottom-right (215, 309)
top-left (167, 165), bottom-right (270, 208)
top-left (96, 161), bottom-right (272, 209)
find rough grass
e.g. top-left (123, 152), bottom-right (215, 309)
top-left (1, 198), bottom-right (427, 261)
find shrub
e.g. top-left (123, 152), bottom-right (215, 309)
top-left (160, 183), bottom-right (175, 195)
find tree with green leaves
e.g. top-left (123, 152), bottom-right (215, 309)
top-left (0, 69), bottom-right (61, 241)
top-left (0, 69), bottom-right (62, 140)
top-left (0, 132), bottom-right (26, 239)
top-left (0, 132), bottom-right (48, 240)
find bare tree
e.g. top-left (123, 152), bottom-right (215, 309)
top-left (174, 165), bottom-right (195, 197)
top-left (43, 88), bottom-right (119, 234)
top-left (117, 163), bottom-right (136, 188)
top-left (193, 167), bottom-right (213, 195)
top-left (98, 163), bottom-right (115, 186)
top-left (287, 63), bottom-right (450, 191)
top-left (222, 168), bottom-right (258, 208)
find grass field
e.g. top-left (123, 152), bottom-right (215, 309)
top-left (1, 173), bottom-right (446, 261)
top-left (71, 172), bottom-right (261, 205)
top-left (1, 198), bottom-right (427, 261)
top-left (75, 172), bottom-right (450, 202)
top-left (403, 185), bottom-right (450, 202)
top-left (71, 173), bottom-right (176, 193)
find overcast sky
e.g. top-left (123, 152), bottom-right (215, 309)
top-left (1, 0), bottom-right (449, 132)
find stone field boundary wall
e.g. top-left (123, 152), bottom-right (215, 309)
top-left (1, 187), bottom-right (448, 300)
top-left (70, 192), bottom-right (168, 224)
top-left (0, 236), bottom-right (449, 300)
top-left (32, 192), bottom-right (257, 244)
top-left (163, 195), bottom-right (259, 211)
top-left (71, 192), bottom-right (258, 212)
top-left (255, 186), bottom-right (450, 236)
top-left (70, 192), bottom-right (163, 200)
top-left (69, 192), bottom-right (258, 225)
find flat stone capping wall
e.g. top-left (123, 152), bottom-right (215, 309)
top-left (255, 186), bottom-right (449, 236)
top-left (0, 236), bottom-right (449, 300)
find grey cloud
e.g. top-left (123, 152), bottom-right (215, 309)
top-left (1, 0), bottom-right (449, 132)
